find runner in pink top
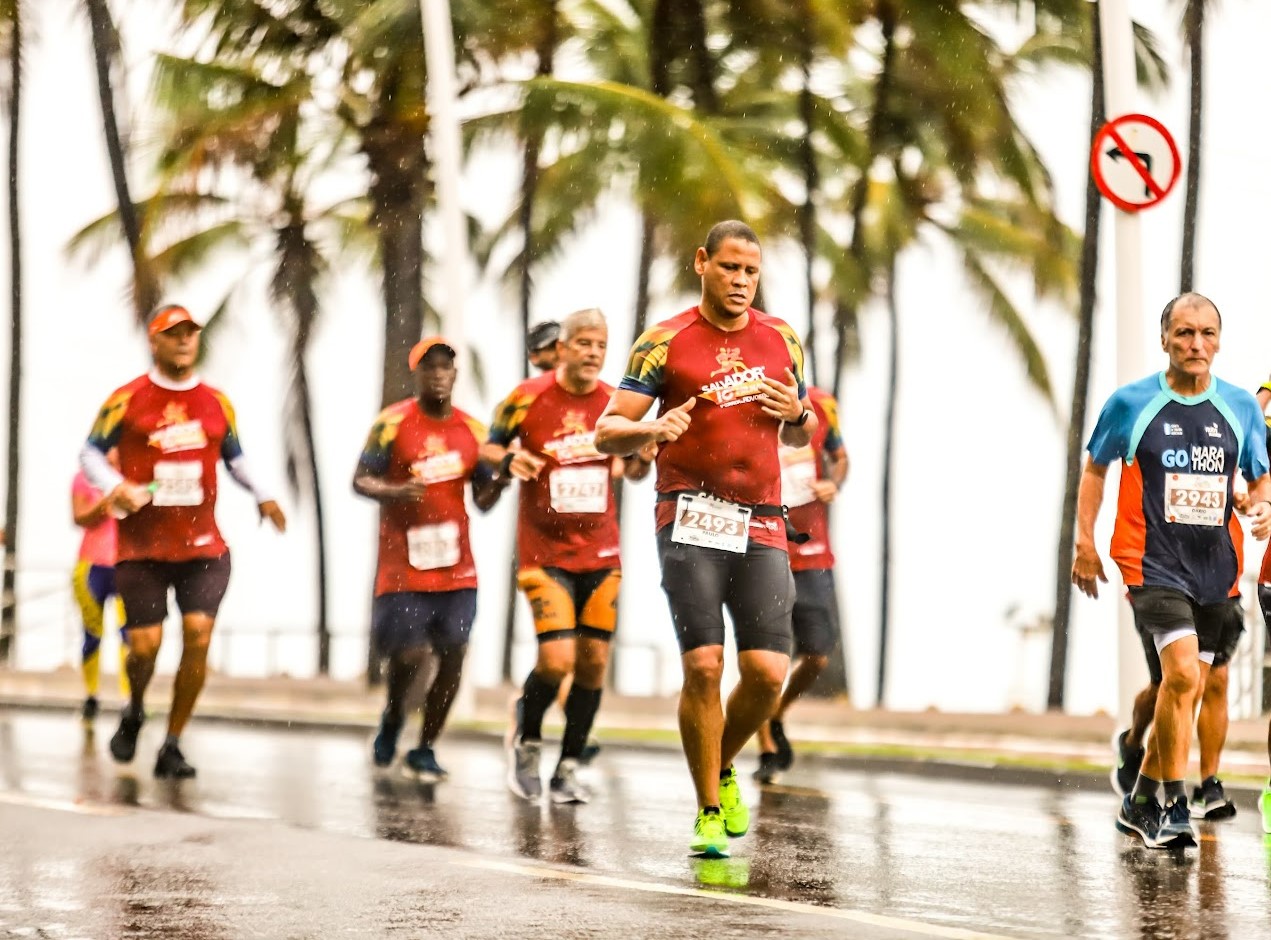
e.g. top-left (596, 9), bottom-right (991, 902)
top-left (71, 466), bottom-right (129, 720)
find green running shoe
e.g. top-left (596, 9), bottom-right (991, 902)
top-left (1260, 781), bottom-right (1271, 835)
top-left (719, 766), bottom-right (749, 837)
top-left (691, 809), bottom-right (729, 858)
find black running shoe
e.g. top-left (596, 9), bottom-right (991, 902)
top-left (578, 738), bottom-right (602, 766)
top-left (769, 720), bottom-right (793, 771)
top-left (402, 746), bottom-right (447, 783)
top-left (372, 712), bottom-right (403, 768)
top-left (1116, 794), bottom-right (1164, 847)
top-left (154, 742), bottom-right (197, 779)
top-left (109, 710), bottom-right (143, 763)
top-left (1157, 796), bottom-right (1197, 847)
top-left (1110, 729), bottom-right (1144, 797)
top-left (753, 752), bottom-right (782, 785)
top-left (1191, 776), bottom-right (1237, 821)
top-left (82, 696), bottom-right (99, 721)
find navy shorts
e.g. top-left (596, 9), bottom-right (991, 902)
top-left (372, 589), bottom-right (477, 655)
top-left (1129, 586), bottom-right (1244, 677)
top-left (792, 569), bottom-right (838, 657)
top-left (115, 554), bottom-right (232, 628)
top-left (655, 526), bottom-right (794, 655)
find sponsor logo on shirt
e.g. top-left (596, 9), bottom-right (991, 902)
top-left (700, 347), bottom-right (769, 408)
top-left (543, 411), bottom-right (603, 464)
top-left (1163, 422), bottom-right (1183, 436)
top-left (148, 405), bottom-right (208, 453)
top-left (1205, 422), bottom-right (1223, 440)
top-left (411, 434), bottom-right (465, 483)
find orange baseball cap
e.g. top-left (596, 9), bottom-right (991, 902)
top-left (147, 305), bottom-right (202, 337)
top-left (408, 336), bottom-right (456, 370)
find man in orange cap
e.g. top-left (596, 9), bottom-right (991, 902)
top-left (355, 337), bottom-right (506, 780)
top-left (80, 304), bottom-right (286, 779)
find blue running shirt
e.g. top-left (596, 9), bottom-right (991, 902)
top-left (1087, 372), bottom-right (1269, 604)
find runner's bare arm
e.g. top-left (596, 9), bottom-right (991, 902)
top-left (826, 445), bottom-right (849, 487)
top-left (620, 441), bottom-right (658, 482)
top-left (72, 486), bottom-right (114, 528)
top-left (471, 472), bottom-right (507, 512)
top-left (1245, 473), bottom-right (1271, 540)
top-left (352, 465), bottom-right (427, 503)
top-left (1072, 457), bottom-right (1110, 599)
top-left (596, 390), bottom-right (693, 455)
top-left (761, 370), bottom-right (817, 446)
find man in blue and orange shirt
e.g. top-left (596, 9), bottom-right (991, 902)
top-left (80, 304), bottom-right (286, 779)
top-left (596, 220), bottom-right (815, 857)
top-left (355, 338), bottom-right (504, 781)
top-left (485, 309), bottom-right (652, 804)
top-left (1073, 292), bottom-right (1271, 849)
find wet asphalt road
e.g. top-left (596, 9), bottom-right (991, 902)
top-left (1, 710), bottom-right (1269, 939)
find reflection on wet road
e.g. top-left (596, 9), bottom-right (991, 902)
top-left (1, 710), bottom-right (1269, 939)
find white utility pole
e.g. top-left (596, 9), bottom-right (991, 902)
top-left (419, 0), bottom-right (470, 396)
top-left (1098, 0), bottom-right (1150, 724)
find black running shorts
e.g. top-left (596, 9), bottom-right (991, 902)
top-left (792, 569), bottom-right (838, 656)
top-left (1129, 585), bottom-right (1244, 672)
top-left (115, 554), bottom-right (232, 629)
top-left (655, 526), bottom-right (794, 654)
top-left (372, 589), bottom-right (477, 655)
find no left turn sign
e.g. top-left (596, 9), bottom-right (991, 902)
top-left (1090, 114), bottom-right (1181, 212)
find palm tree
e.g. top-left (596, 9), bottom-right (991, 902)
top-left (0, 0), bottom-right (21, 665)
top-left (817, 1), bottom-right (1082, 705)
top-left (82, 0), bottom-right (158, 319)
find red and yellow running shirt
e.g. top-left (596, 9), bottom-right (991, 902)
top-left (86, 375), bottom-right (243, 562)
top-left (782, 387), bottom-right (844, 571)
top-left (618, 306), bottom-right (807, 551)
top-left (358, 401), bottom-right (488, 595)
top-left (488, 372), bottom-right (620, 573)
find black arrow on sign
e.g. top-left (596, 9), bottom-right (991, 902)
top-left (1106, 147), bottom-right (1155, 197)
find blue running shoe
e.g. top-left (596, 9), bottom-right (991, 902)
top-left (1110, 729), bottom-right (1144, 797)
top-left (1157, 796), bottom-right (1197, 848)
top-left (372, 712), bottom-right (402, 768)
top-left (1116, 794), bottom-right (1163, 847)
top-left (402, 746), bottom-right (447, 783)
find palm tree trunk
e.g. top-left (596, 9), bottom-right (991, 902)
top-left (0, 4), bottom-right (21, 664)
top-left (1048, 3), bottom-right (1105, 711)
top-left (501, 7), bottom-right (556, 684)
top-left (632, 213), bottom-right (656, 346)
top-left (84, 0), bottom-right (155, 319)
top-left (1179, 0), bottom-right (1203, 292)
top-left (797, 2), bottom-right (819, 386)
top-left (833, 0), bottom-right (897, 400)
top-left (295, 360), bottom-right (329, 675)
top-left (876, 260), bottom-right (899, 707)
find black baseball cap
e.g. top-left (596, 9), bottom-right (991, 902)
top-left (527, 320), bottom-right (560, 352)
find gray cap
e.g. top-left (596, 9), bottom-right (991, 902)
top-left (527, 320), bottom-right (560, 352)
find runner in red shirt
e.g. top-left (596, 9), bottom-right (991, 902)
top-left (355, 338), bottom-right (505, 781)
top-left (80, 304), bottom-right (286, 779)
top-left (70, 450), bottom-right (129, 721)
top-left (755, 385), bottom-right (848, 783)
top-left (484, 309), bottom-right (652, 803)
top-left (596, 220), bottom-right (816, 857)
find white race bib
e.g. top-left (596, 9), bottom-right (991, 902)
top-left (549, 465), bottom-right (609, 514)
top-left (780, 446), bottom-right (818, 508)
top-left (151, 461), bottom-right (204, 507)
top-left (1165, 472), bottom-right (1227, 527)
top-left (407, 522), bottom-right (461, 571)
top-left (671, 493), bottom-right (750, 554)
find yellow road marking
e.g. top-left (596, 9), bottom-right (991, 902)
top-left (464, 857), bottom-right (1021, 940)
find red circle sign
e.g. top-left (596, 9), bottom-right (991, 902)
top-left (1090, 114), bottom-right (1181, 212)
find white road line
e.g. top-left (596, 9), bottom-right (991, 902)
top-left (0, 790), bottom-right (128, 816)
top-left (463, 857), bottom-right (1021, 940)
